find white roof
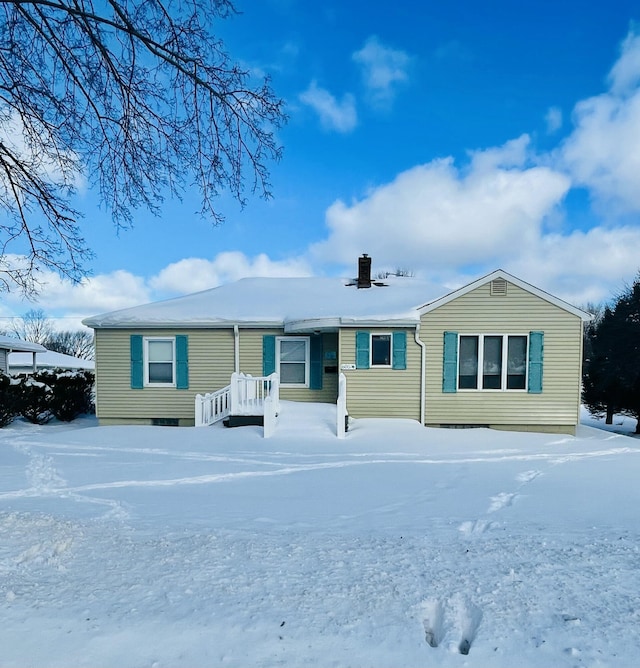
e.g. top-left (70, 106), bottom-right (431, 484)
top-left (83, 277), bottom-right (447, 331)
top-left (83, 271), bottom-right (591, 331)
top-left (8, 350), bottom-right (95, 370)
top-left (0, 334), bottom-right (47, 353)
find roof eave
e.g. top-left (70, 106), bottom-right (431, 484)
top-left (83, 319), bottom-right (284, 330)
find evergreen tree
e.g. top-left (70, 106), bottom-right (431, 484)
top-left (583, 276), bottom-right (640, 433)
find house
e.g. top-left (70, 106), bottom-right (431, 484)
top-left (82, 257), bottom-right (591, 434)
top-left (0, 335), bottom-right (47, 374)
top-left (8, 350), bottom-right (95, 375)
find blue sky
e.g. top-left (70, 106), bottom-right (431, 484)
top-left (3, 0), bottom-right (640, 328)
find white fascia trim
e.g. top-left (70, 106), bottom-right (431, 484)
top-left (338, 317), bottom-right (419, 327)
top-left (284, 318), bottom-right (341, 333)
top-left (83, 319), bottom-right (283, 329)
top-left (418, 269), bottom-right (592, 321)
top-left (285, 316), bottom-right (419, 333)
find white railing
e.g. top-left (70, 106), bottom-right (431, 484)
top-left (195, 385), bottom-right (232, 427)
top-left (337, 372), bottom-right (347, 439)
top-left (230, 372), bottom-right (279, 416)
top-left (195, 372), bottom-right (280, 429)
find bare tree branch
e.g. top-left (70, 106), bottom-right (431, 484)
top-left (0, 0), bottom-right (286, 294)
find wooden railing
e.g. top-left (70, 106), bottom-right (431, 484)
top-left (195, 372), bottom-right (280, 430)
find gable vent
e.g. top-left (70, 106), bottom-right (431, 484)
top-left (490, 278), bottom-right (508, 296)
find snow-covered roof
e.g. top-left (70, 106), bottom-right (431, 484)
top-left (83, 270), bottom-right (591, 330)
top-left (0, 334), bottom-right (47, 353)
top-left (8, 350), bottom-right (95, 371)
top-left (83, 276), bottom-right (447, 330)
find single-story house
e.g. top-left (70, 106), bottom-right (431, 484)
top-left (8, 350), bottom-right (95, 375)
top-left (0, 335), bottom-right (47, 374)
top-left (83, 257), bottom-right (591, 434)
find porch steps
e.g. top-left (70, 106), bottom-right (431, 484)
top-left (268, 401), bottom-right (338, 438)
top-left (224, 415), bottom-right (264, 428)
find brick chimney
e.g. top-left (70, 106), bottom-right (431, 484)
top-left (357, 254), bottom-right (372, 289)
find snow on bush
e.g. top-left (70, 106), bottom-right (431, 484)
top-left (2, 370), bottom-right (95, 426)
top-left (0, 373), bottom-right (17, 426)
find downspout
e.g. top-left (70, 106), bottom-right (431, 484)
top-left (415, 323), bottom-right (426, 426)
top-left (234, 325), bottom-right (240, 374)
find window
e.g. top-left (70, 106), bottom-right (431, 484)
top-left (276, 336), bottom-right (309, 387)
top-left (458, 335), bottom-right (528, 391)
top-left (371, 334), bottom-right (391, 366)
top-left (355, 331), bottom-right (407, 370)
top-left (145, 337), bottom-right (175, 386)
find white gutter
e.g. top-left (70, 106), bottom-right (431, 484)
top-left (234, 325), bottom-right (240, 374)
top-left (414, 323), bottom-right (426, 426)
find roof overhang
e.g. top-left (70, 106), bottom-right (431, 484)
top-left (285, 316), bottom-right (419, 333)
top-left (0, 337), bottom-right (47, 353)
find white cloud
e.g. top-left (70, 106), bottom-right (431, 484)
top-left (1, 252), bottom-right (313, 324)
top-left (0, 108), bottom-right (85, 193)
top-left (150, 252), bottom-right (312, 295)
top-left (352, 36), bottom-right (411, 107)
top-left (608, 29), bottom-right (640, 95)
top-left (507, 226), bottom-right (640, 305)
top-left (299, 81), bottom-right (357, 133)
top-left (545, 106), bottom-right (563, 134)
top-left (561, 28), bottom-right (640, 213)
top-left (1, 265), bottom-right (150, 319)
top-left (468, 134), bottom-right (531, 172)
top-left (311, 136), bottom-right (570, 275)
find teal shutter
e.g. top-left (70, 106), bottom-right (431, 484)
top-left (392, 331), bottom-right (407, 370)
top-left (176, 335), bottom-right (189, 389)
top-left (310, 335), bottom-right (323, 390)
top-left (442, 331), bottom-right (458, 393)
top-left (356, 331), bottom-right (370, 369)
top-left (528, 331), bottom-right (544, 393)
top-left (130, 335), bottom-right (143, 389)
top-left (263, 335), bottom-right (276, 376)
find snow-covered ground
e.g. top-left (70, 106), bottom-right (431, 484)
top-left (1, 403), bottom-right (639, 667)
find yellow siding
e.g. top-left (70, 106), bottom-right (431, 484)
top-left (94, 328), bottom-right (235, 425)
top-left (421, 281), bottom-right (583, 431)
top-left (94, 328), bottom-right (338, 425)
top-left (238, 330), bottom-right (339, 403)
top-left (338, 328), bottom-right (421, 420)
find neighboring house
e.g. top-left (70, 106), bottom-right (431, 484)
top-left (83, 257), bottom-right (591, 434)
top-left (8, 350), bottom-right (95, 375)
top-left (0, 335), bottom-right (47, 374)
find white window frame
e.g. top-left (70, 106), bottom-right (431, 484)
top-left (276, 336), bottom-right (310, 388)
top-left (370, 332), bottom-right (392, 368)
top-left (143, 336), bottom-right (176, 387)
top-left (457, 334), bottom-right (528, 392)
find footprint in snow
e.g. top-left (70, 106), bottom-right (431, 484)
top-left (516, 469), bottom-right (542, 484)
top-left (419, 594), bottom-right (482, 655)
top-left (487, 492), bottom-right (517, 513)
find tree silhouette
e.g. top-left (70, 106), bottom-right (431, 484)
top-left (0, 0), bottom-right (285, 294)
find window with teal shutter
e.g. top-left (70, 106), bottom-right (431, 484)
top-left (442, 331), bottom-right (458, 393)
top-left (263, 335), bottom-right (276, 376)
top-left (310, 334), bottom-right (323, 390)
top-left (528, 331), bottom-right (544, 393)
top-left (355, 331), bottom-right (370, 369)
top-left (392, 331), bottom-right (407, 369)
top-left (130, 335), bottom-right (143, 389)
top-left (176, 335), bottom-right (189, 389)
